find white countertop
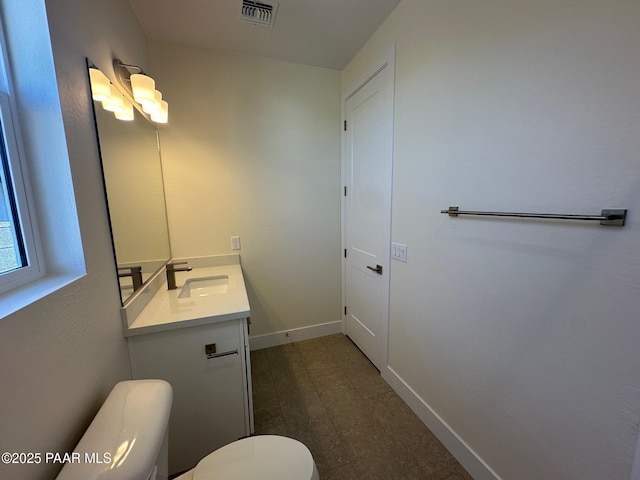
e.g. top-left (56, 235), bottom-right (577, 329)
top-left (124, 264), bottom-right (250, 337)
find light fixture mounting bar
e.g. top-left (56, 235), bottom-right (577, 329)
top-left (112, 58), bottom-right (168, 124)
top-left (113, 59), bottom-right (146, 90)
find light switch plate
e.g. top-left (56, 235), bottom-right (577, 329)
top-left (391, 242), bottom-right (407, 262)
top-left (231, 236), bottom-right (241, 250)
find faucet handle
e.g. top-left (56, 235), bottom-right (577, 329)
top-left (166, 261), bottom-right (192, 290)
top-left (117, 266), bottom-right (143, 291)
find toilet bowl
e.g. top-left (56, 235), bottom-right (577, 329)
top-left (55, 380), bottom-right (319, 480)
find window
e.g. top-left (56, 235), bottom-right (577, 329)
top-left (0, 96), bottom-right (25, 273)
top-left (0, 1), bottom-right (84, 316)
top-left (0, 92), bottom-right (41, 293)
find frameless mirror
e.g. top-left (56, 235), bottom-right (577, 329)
top-left (87, 62), bottom-right (171, 304)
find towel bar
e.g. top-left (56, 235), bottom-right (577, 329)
top-left (440, 206), bottom-right (626, 226)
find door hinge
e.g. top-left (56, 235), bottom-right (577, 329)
top-left (344, 306), bottom-right (347, 315)
top-left (344, 248), bottom-right (347, 258)
top-left (344, 120), bottom-right (347, 131)
top-left (344, 186), bottom-right (347, 196)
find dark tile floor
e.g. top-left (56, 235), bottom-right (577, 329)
top-left (250, 333), bottom-right (473, 480)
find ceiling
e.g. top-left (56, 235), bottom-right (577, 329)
top-left (128, 0), bottom-right (401, 70)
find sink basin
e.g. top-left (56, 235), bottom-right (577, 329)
top-left (178, 275), bottom-right (229, 298)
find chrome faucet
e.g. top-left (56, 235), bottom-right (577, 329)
top-left (166, 261), bottom-right (192, 290)
top-left (118, 266), bottom-right (143, 292)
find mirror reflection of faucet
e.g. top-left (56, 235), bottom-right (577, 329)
top-left (118, 266), bottom-right (143, 291)
top-left (166, 261), bottom-right (193, 290)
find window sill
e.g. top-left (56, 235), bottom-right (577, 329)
top-left (0, 272), bottom-right (86, 320)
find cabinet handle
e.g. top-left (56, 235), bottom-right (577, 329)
top-left (207, 349), bottom-right (239, 359)
top-left (205, 343), bottom-right (239, 359)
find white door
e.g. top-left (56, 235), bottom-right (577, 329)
top-left (344, 61), bottom-right (394, 371)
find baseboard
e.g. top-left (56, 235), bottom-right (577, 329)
top-left (249, 320), bottom-right (343, 350)
top-left (382, 366), bottom-right (501, 480)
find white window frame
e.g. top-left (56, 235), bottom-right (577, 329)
top-left (0, 92), bottom-right (43, 293)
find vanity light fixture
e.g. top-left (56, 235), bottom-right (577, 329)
top-left (115, 100), bottom-right (135, 121)
top-left (89, 61), bottom-right (169, 123)
top-left (113, 59), bottom-right (169, 124)
top-left (151, 100), bottom-right (169, 124)
top-left (102, 85), bottom-right (125, 113)
top-left (142, 90), bottom-right (163, 114)
top-left (89, 68), bottom-right (111, 102)
top-left (89, 66), bottom-right (135, 121)
top-left (130, 72), bottom-right (156, 106)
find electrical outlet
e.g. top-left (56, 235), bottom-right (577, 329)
top-left (231, 236), bottom-right (241, 250)
top-left (391, 242), bottom-right (407, 262)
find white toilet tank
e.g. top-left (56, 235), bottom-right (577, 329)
top-left (55, 380), bottom-right (173, 480)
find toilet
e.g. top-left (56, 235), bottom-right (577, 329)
top-left (55, 379), bottom-right (319, 480)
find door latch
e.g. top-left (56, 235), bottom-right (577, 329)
top-left (366, 264), bottom-right (383, 274)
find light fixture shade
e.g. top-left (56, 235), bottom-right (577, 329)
top-left (89, 68), bottom-right (111, 102)
top-left (151, 100), bottom-right (169, 124)
top-left (142, 90), bottom-right (163, 114)
top-left (115, 100), bottom-right (135, 121)
top-left (102, 85), bottom-right (125, 112)
top-left (130, 73), bottom-right (156, 105)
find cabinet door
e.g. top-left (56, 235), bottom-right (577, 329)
top-left (128, 320), bottom-right (248, 474)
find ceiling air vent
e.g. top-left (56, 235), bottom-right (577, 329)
top-left (240, 0), bottom-right (278, 27)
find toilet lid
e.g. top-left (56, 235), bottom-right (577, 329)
top-left (193, 435), bottom-right (318, 480)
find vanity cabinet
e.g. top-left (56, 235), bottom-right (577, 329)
top-left (127, 317), bottom-right (253, 475)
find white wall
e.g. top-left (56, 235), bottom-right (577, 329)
top-left (343, 1), bottom-right (640, 479)
top-left (147, 41), bottom-right (342, 338)
top-left (0, 1), bottom-right (148, 478)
